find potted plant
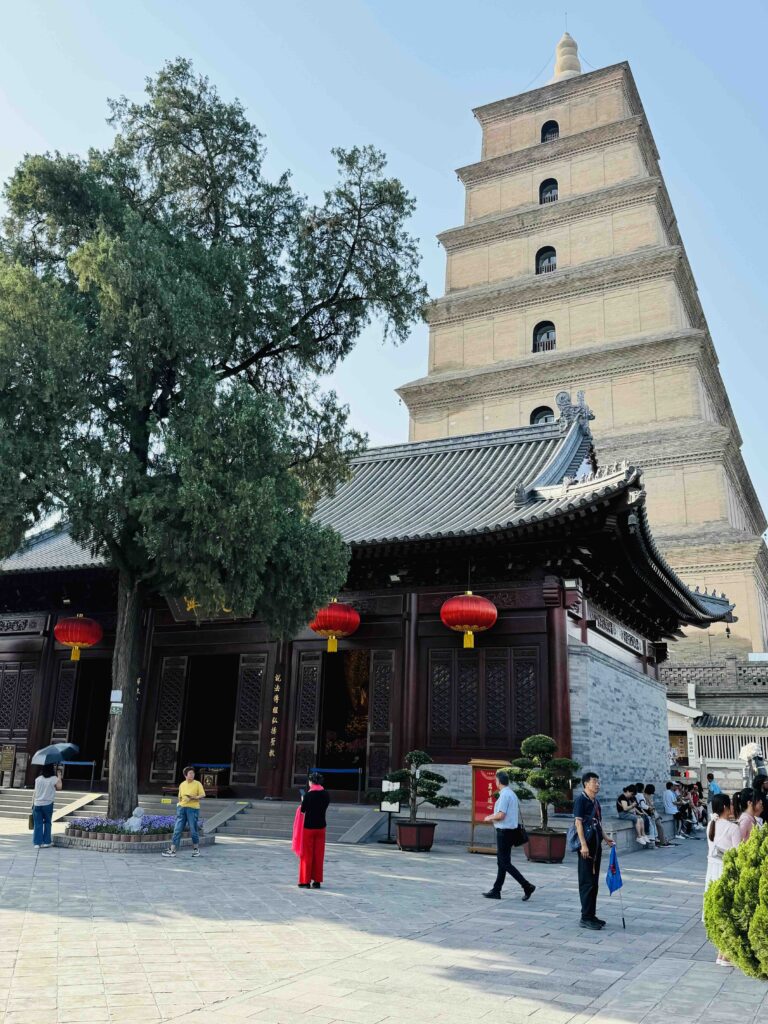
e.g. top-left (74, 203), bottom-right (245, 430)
top-left (510, 734), bottom-right (579, 864)
top-left (385, 750), bottom-right (459, 852)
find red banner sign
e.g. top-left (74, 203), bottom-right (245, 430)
top-left (472, 766), bottom-right (498, 823)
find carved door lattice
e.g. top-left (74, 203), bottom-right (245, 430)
top-left (149, 656), bottom-right (188, 784)
top-left (427, 647), bottom-right (541, 749)
top-left (231, 652), bottom-right (267, 786)
top-left (0, 660), bottom-right (38, 743)
top-left (51, 662), bottom-right (78, 742)
top-left (366, 650), bottom-right (394, 787)
top-left (292, 651), bottom-right (321, 785)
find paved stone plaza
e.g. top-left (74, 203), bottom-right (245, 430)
top-left (0, 822), bottom-right (766, 1024)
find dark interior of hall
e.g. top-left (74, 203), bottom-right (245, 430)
top-left (179, 653), bottom-right (239, 770)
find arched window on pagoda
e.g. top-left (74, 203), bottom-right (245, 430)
top-left (530, 406), bottom-right (556, 425)
top-left (539, 178), bottom-right (558, 204)
top-left (536, 246), bottom-right (557, 275)
top-left (541, 120), bottom-right (559, 143)
top-left (532, 321), bottom-right (556, 353)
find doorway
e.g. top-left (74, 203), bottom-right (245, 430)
top-left (68, 658), bottom-right (112, 783)
top-left (318, 649), bottom-right (370, 790)
top-left (178, 654), bottom-right (239, 770)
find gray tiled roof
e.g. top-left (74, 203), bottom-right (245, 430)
top-left (0, 529), bottom-right (102, 573)
top-left (693, 714), bottom-right (768, 730)
top-left (314, 420), bottom-right (591, 545)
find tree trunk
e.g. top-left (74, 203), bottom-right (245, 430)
top-left (540, 799), bottom-right (548, 829)
top-left (108, 574), bottom-right (144, 819)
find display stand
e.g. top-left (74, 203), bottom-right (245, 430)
top-left (378, 779), bottom-right (400, 844)
top-left (468, 758), bottom-right (510, 854)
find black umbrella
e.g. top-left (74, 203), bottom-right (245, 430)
top-left (31, 742), bottom-right (79, 766)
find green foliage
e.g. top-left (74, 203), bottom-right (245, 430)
top-left (0, 58), bottom-right (427, 815)
top-left (511, 734), bottom-right (580, 830)
top-left (0, 57), bottom-right (427, 628)
top-left (385, 750), bottom-right (460, 823)
top-left (703, 824), bottom-right (768, 978)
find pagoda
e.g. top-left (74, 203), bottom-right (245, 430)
top-left (398, 34), bottom-right (768, 662)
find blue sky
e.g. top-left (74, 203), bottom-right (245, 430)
top-left (1, 1), bottom-right (766, 514)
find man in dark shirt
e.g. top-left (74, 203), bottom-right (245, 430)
top-left (298, 772), bottom-right (330, 889)
top-left (574, 771), bottom-right (615, 929)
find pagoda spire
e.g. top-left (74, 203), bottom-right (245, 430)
top-left (549, 32), bottom-right (582, 83)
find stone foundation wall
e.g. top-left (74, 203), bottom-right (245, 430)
top-left (569, 641), bottom-right (669, 801)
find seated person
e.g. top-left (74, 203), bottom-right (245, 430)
top-left (616, 785), bottom-right (650, 846)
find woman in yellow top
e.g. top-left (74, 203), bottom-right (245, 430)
top-left (162, 766), bottom-right (206, 858)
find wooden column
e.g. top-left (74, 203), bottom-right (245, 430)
top-left (401, 593), bottom-right (419, 756)
top-left (544, 577), bottom-right (572, 757)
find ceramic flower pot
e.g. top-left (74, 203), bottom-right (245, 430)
top-left (523, 830), bottom-right (567, 864)
top-left (395, 820), bottom-right (438, 852)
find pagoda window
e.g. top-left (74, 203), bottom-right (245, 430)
top-left (532, 321), bottom-right (556, 353)
top-left (541, 120), bottom-right (559, 143)
top-left (530, 406), bottom-right (556, 425)
top-left (535, 246), bottom-right (557, 274)
top-left (539, 178), bottom-right (558, 204)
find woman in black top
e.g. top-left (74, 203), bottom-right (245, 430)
top-left (298, 772), bottom-right (330, 888)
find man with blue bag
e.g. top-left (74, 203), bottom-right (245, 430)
top-left (568, 771), bottom-right (614, 929)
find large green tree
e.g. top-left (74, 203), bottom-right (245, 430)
top-left (0, 59), bottom-right (426, 816)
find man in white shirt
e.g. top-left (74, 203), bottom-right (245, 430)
top-left (482, 770), bottom-right (536, 902)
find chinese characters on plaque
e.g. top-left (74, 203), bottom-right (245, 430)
top-left (267, 674), bottom-right (281, 760)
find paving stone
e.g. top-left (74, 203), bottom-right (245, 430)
top-left (0, 818), bottom-right (766, 1023)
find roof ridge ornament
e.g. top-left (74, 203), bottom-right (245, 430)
top-left (549, 32), bottom-right (582, 84)
top-left (556, 390), bottom-right (595, 432)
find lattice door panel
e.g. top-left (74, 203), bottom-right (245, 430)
top-left (366, 650), bottom-right (394, 787)
top-left (291, 650), bottom-right (322, 786)
top-left (50, 662), bottom-right (78, 743)
top-left (0, 660), bottom-right (39, 744)
top-left (149, 656), bottom-right (188, 784)
top-left (230, 652), bottom-right (268, 785)
top-left (512, 649), bottom-right (540, 741)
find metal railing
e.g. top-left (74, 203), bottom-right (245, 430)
top-left (533, 337), bottom-right (557, 352)
top-left (542, 132), bottom-right (559, 142)
top-left (540, 191), bottom-right (559, 203)
top-left (536, 262), bottom-right (557, 274)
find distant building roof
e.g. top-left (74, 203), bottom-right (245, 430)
top-left (0, 528), bottom-right (102, 574)
top-left (694, 714), bottom-right (768, 731)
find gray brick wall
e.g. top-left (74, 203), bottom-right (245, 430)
top-left (429, 763), bottom-right (472, 806)
top-left (569, 643), bottom-right (669, 802)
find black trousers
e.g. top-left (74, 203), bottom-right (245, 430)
top-left (577, 839), bottom-right (602, 920)
top-left (492, 828), bottom-right (531, 892)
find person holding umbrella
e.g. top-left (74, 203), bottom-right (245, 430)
top-left (574, 771), bottom-right (614, 929)
top-left (32, 764), bottom-right (62, 848)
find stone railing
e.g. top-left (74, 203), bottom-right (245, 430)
top-left (661, 657), bottom-right (768, 694)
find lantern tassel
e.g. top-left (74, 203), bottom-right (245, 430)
top-left (70, 646), bottom-right (81, 662)
top-left (463, 631), bottom-right (474, 649)
top-left (327, 635), bottom-right (338, 653)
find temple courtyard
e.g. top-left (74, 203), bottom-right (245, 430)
top-left (0, 823), bottom-right (763, 1024)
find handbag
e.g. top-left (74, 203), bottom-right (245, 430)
top-left (510, 807), bottom-right (529, 847)
top-left (567, 800), bottom-right (597, 851)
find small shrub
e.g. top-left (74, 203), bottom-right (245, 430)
top-left (703, 824), bottom-right (768, 979)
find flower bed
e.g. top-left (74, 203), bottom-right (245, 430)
top-left (65, 814), bottom-right (177, 842)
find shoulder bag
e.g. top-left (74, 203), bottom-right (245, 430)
top-left (509, 804), bottom-right (529, 847)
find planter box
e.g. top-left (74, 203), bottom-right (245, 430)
top-left (395, 820), bottom-right (438, 852)
top-left (52, 834), bottom-right (215, 853)
top-left (524, 830), bottom-right (567, 863)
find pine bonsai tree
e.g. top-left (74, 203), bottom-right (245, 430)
top-left (510, 734), bottom-right (580, 830)
top-left (703, 823), bottom-right (768, 978)
top-left (0, 58), bottom-right (426, 817)
top-left (385, 750), bottom-right (460, 823)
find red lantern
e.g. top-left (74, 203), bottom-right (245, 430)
top-left (54, 614), bottom-right (103, 661)
top-left (440, 591), bottom-right (497, 649)
top-left (309, 599), bottom-right (360, 652)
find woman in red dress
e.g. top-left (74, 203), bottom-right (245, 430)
top-left (292, 772), bottom-right (330, 889)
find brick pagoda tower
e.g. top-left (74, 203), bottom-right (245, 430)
top-left (398, 34), bottom-right (768, 660)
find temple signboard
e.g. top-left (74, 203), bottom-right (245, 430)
top-left (468, 758), bottom-right (510, 855)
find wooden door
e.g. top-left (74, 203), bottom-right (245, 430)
top-left (230, 652), bottom-right (268, 785)
top-left (149, 656), bottom-right (188, 784)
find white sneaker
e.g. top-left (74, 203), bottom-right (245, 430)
top-left (637, 836), bottom-right (648, 845)
top-left (33, 845), bottom-right (41, 849)
top-left (161, 849), bottom-right (176, 858)
top-left (191, 849), bottom-right (200, 858)
top-left (41, 843), bottom-right (53, 848)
